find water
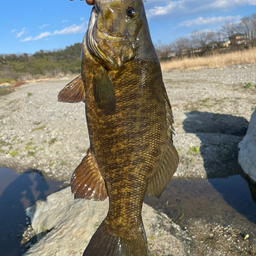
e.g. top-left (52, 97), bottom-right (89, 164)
top-left (0, 168), bottom-right (64, 256)
top-left (1, 167), bottom-right (256, 255)
top-left (145, 175), bottom-right (256, 224)
top-left (145, 174), bottom-right (256, 253)
top-left (0, 86), bottom-right (14, 96)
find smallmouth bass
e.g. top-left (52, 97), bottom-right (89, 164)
top-left (58, 0), bottom-right (179, 255)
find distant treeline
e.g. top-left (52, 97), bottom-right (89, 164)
top-left (0, 43), bottom-right (82, 81)
top-left (155, 12), bottom-right (256, 60)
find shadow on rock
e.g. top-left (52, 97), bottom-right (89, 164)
top-left (183, 111), bottom-right (249, 178)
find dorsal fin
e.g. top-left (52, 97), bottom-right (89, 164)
top-left (58, 75), bottom-right (85, 103)
top-left (164, 88), bottom-right (175, 136)
top-left (71, 149), bottom-right (108, 201)
top-left (146, 138), bottom-right (179, 197)
top-left (146, 88), bottom-right (179, 197)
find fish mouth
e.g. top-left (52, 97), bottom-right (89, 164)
top-left (87, 6), bottom-right (135, 69)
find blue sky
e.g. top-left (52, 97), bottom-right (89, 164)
top-left (1, 0), bottom-right (256, 54)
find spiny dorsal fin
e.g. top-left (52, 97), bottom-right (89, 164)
top-left (58, 75), bottom-right (85, 103)
top-left (71, 149), bottom-right (108, 201)
top-left (93, 68), bottom-right (116, 115)
top-left (146, 87), bottom-right (179, 197)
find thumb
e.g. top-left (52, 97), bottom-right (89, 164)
top-left (86, 0), bottom-right (94, 5)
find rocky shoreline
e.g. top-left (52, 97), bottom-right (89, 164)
top-left (1, 64), bottom-right (255, 182)
top-left (1, 64), bottom-right (256, 255)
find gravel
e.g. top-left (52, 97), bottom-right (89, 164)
top-left (1, 63), bottom-right (256, 256)
top-left (0, 63), bottom-right (256, 183)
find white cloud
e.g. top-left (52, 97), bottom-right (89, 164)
top-left (21, 32), bottom-right (51, 42)
top-left (17, 28), bottom-right (26, 38)
top-left (11, 29), bottom-right (16, 33)
top-left (21, 37), bottom-right (33, 42)
top-left (147, 0), bottom-right (256, 20)
top-left (33, 32), bottom-right (52, 40)
top-left (53, 23), bottom-right (87, 35)
top-left (147, 2), bottom-right (177, 17)
top-left (80, 17), bottom-right (85, 21)
top-left (62, 20), bottom-right (68, 23)
top-left (39, 24), bottom-right (49, 29)
top-left (20, 23), bottom-right (87, 42)
top-left (179, 15), bottom-right (241, 27)
top-left (210, 0), bottom-right (256, 9)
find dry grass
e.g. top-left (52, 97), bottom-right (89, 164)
top-left (160, 48), bottom-right (256, 71)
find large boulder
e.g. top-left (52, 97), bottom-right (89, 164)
top-left (238, 109), bottom-right (256, 182)
top-left (23, 187), bottom-right (190, 256)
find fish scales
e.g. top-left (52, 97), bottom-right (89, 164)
top-left (86, 60), bottom-right (166, 235)
top-left (58, 0), bottom-right (179, 255)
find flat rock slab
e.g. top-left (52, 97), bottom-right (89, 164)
top-left (24, 187), bottom-right (191, 256)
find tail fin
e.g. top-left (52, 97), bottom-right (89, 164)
top-left (83, 220), bottom-right (148, 256)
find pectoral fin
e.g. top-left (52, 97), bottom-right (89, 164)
top-left (93, 68), bottom-right (116, 115)
top-left (71, 149), bottom-right (108, 201)
top-left (58, 75), bottom-right (85, 103)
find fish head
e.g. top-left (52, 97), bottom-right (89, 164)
top-left (87, 0), bottom-right (145, 69)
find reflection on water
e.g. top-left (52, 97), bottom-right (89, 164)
top-left (210, 175), bottom-right (256, 223)
top-left (0, 168), bottom-right (64, 256)
top-left (243, 175), bottom-right (256, 205)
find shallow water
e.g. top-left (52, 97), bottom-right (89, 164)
top-left (0, 86), bottom-right (14, 96)
top-left (145, 175), bottom-right (256, 254)
top-left (0, 167), bottom-right (64, 256)
top-left (1, 167), bottom-right (256, 255)
top-left (146, 175), bottom-right (256, 224)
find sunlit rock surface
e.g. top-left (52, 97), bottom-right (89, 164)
top-left (239, 109), bottom-right (256, 182)
top-left (24, 187), bottom-right (190, 256)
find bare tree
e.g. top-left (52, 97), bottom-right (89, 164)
top-left (252, 13), bottom-right (256, 41)
top-left (237, 16), bottom-right (252, 39)
top-left (190, 30), bottom-right (202, 49)
top-left (173, 36), bottom-right (191, 56)
top-left (206, 31), bottom-right (217, 43)
top-left (220, 20), bottom-right (237, 39)
top-left (154, 41), bottom-right (174, 60)
top-left (190, 30), bottom-right (216, 49)
top-left (216, 31), bottom-right (224, 42)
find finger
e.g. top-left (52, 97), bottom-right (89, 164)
top-left (86, 0), bottom-right (94, 5)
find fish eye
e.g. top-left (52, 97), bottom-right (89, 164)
top-left (127, 7), bottom-right (136, 18)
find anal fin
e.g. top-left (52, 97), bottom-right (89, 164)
top-left (146, 139), bottom-right (179, 198)
top-left (58, 75), bottom-right (85, 103)
top-left (71, 149), bottom-right (108, 201)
